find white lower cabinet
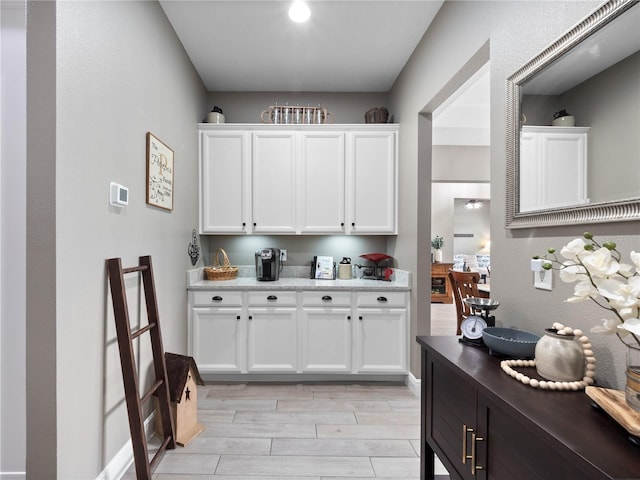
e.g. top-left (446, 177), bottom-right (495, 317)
top-left (354, 292), bottom-right (408, 373)
top-left (188, 291), bottom-right (245, 372)
top-left (301, 291), bottom-right (352, 372)
top-left (188, 289), bottom-right (408, 376)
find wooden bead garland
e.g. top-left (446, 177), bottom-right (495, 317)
top-left (499, 322), bottom-right (596, 391)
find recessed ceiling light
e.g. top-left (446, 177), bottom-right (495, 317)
top-left (289, 1), bottom-right (311, 23)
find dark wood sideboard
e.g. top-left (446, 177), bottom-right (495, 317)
top-left (417, 336), bottom-right (640, 480)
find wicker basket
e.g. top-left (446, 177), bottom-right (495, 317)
top-left (204, 248), bottom-right (239, 281)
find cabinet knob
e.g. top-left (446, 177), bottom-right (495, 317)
top-left (242, 222), bottom-right (246, 227)
top-left (359, 316), bottom-right (363, 321)
top-left (236, 315), bottom-right (241, 320)
top-left (347, 315), bottom-right (351, 320)
top-left (267, 295), bottom-right (278, 301)
top-left (253, 222), bottom-right (257, 227)
top-left (212, 295), bottom-right (223, 302)
top-left (351, 222), bottom-right (356, 227)
top-left (377, 296), bottom-right (388, 303)
top-left (321, 295), bottom-right (332, 301)
top-left (340, 222), bottom-right (344, 227)
top-left (248, 315), bottom-right (253, 320)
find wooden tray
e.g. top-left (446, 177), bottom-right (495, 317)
top-left (585, 386), bottom-right (640, 437)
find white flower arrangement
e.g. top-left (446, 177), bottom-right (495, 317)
top-left (535, 232), bottom-right (640, 347)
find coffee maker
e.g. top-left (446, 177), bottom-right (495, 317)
top-left (255, 248), bottom-right (281, 281)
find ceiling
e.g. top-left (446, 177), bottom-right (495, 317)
top-left (159, 0), bottom-right (444, 92)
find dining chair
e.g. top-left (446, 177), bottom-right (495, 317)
top-left (448, 270), bottom-right (481, 335)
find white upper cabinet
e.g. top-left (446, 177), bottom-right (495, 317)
top-left (299, 132), bottom-right (346, 233)
top-left (198, 124), bottom-right (398, 235)
top-left (252, 132), bottom-right (297, 233)
top-left (520, 126), bottom-right (589, 213)
top-left (199, 130), bottom-right (251, 233)
top-left (346, 130), bottom-right (397, 234)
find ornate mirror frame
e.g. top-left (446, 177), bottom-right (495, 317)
top-left (505, 0), bottom-right (640, 229)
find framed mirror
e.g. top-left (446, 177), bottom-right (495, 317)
top-left (506, 0), bottom-right (640, 228)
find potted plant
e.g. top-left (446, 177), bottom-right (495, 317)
top-left (432, 236), bottom-right (444, 262)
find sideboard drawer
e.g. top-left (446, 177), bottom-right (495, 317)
top-left (302, 291), bottom-right (351, 307)
top-left (357, 291), bottom-right (406, 307)
top-left (247, 291), bottom-right (297, 307)
top-left (190, 291), bottom-right (243, 307)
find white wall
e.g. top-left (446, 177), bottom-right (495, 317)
top-left (1, 2), bottom-right (27, 477)
top-left (26, 1), bottom-right (208, 478)
top-left (388, 0), bottom-right (640, 379)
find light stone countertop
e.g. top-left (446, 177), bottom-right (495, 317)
top-left (187, 265), bottom-right (411, 292)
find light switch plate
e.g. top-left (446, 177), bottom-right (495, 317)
top-left (110, 182), bottom-right (129, 207)
top-left (534, 269), bottom-right (553, 290)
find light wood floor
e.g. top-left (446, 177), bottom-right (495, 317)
top-left (123, 305), bottom-right (457, 479)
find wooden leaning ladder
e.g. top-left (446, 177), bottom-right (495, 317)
top-left (107, 255), bottom-right (176, 480)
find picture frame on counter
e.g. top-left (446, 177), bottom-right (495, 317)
top-left (146, 132), bottom-right (174, 211)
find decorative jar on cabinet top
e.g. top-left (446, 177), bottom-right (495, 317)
top-left (535, 329), bottom-right (585, 382)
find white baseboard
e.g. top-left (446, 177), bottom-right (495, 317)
top-left (0, 472), bottom-right (26, 479)
top-left (406, 371), bottom-right (421, 396)
top-left (96, 412), bottom-right (156, 480)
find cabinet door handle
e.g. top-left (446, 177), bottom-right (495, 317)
top-left (377, 296), bottom-right (388, 303)
top-left (471, 432), bottom-right (484, 474)
top-left (340, 222), bottom-right (344, 227)
top-left (359, 316), bottom-right (363, 321)
top-left (236, 315), bottom-right (241, 320)
top-left (347, 315), bottom-right (351, 320)
top-left (351, 222), bottom-right (356, 227)
top-left (322, 295), bottom-right (332, 301)
top-left (462, 424), bottom-right (473, 464)
top-left (267, 295), bottom-right (278, 301)
top-left (253, 222), bottom-right (257, 227)
top-left (248, 315), bottom-right (253, 320)
top-left (242, 222), bottom-right (246, 227)
top-left (212, 295), bottom-right (223, 302)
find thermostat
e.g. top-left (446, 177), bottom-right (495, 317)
top-left (110, 182), bottom-right (129, 207)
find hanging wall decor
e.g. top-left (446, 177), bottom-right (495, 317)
top-left (146, 132), bottom-right (174, 211)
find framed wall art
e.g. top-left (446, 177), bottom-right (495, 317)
top-left (146, 132), bottom-right (174, 211)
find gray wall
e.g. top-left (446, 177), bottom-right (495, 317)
top-left (206, 91), bottom-right (390, 124)
top-left (390, 0), bottom-right (639, 382)
top-left (1, 1), bottom-right (27, 475)
top-left (26, 1), bottom-right (208, 478)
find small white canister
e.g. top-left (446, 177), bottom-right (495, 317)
top-left (337, 257), bottom-right (352, 280)
top-left (207, 106), bottom-right (225, 124)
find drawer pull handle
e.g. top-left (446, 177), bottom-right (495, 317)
top-left (471, 432), bottom-right (484, 474)
top-left (322, 295), bottom-right (332, 301)
top-left (212, 295), bottom-right (223, 302)
top-left (377, 296), bottom-right (388, 302)
top-left (462, 424), bottom-right (473, 464)
top-left (267, 295), bottom-right (278, 301)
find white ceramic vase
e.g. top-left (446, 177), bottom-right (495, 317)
top-left (434, 249), bottom-right (443, 263)
top-left (535, 329), bottom-right (585, 382)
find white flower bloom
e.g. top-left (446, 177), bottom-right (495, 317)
top-left (620, 318), bottom-right (640, 337)
top-left (631, 251), bottom-right (640, 270)
top-left (581, 247), bottom-right (619, 277)
top-left (619, 262), bottom-right (635, 277)
top-left (560, 238), bottom-right (587, 261)
top-left (565, 280), bottom-right (597, 303)
top-left (558, 262), bottom-right (587, 283)
top-left (597, 278), bottom-right (639, 308)
top-left (591, 318), bottom-right (623, 335)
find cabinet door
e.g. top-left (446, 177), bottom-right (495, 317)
top-left (346, 131), bottom-right (397, 234)
top-left (190, 306), bottom-right (245, 373)
top-left (299, 132), bottom-right (345, 233)
top-left (541, 132), bottom-right (588, 209)
top-left (355, 308), bottom-right (407, 372)
top-left (301, 307), bottom-right (352, 372)
top-left (476, 394), bottom-right (601, 480)
top-left (199, 130), bottom-right (251, 233)
top-left (252, 132), bottom-right (297, 233)
top-left (519, 131), bottom-right (542, 213)
top-left (247, 307), bottom-right (298, 371)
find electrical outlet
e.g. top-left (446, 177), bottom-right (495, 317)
top-left (534, 269), bottom-right (553, 290)
top-left (280, 249), bottom-right (287, 262)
